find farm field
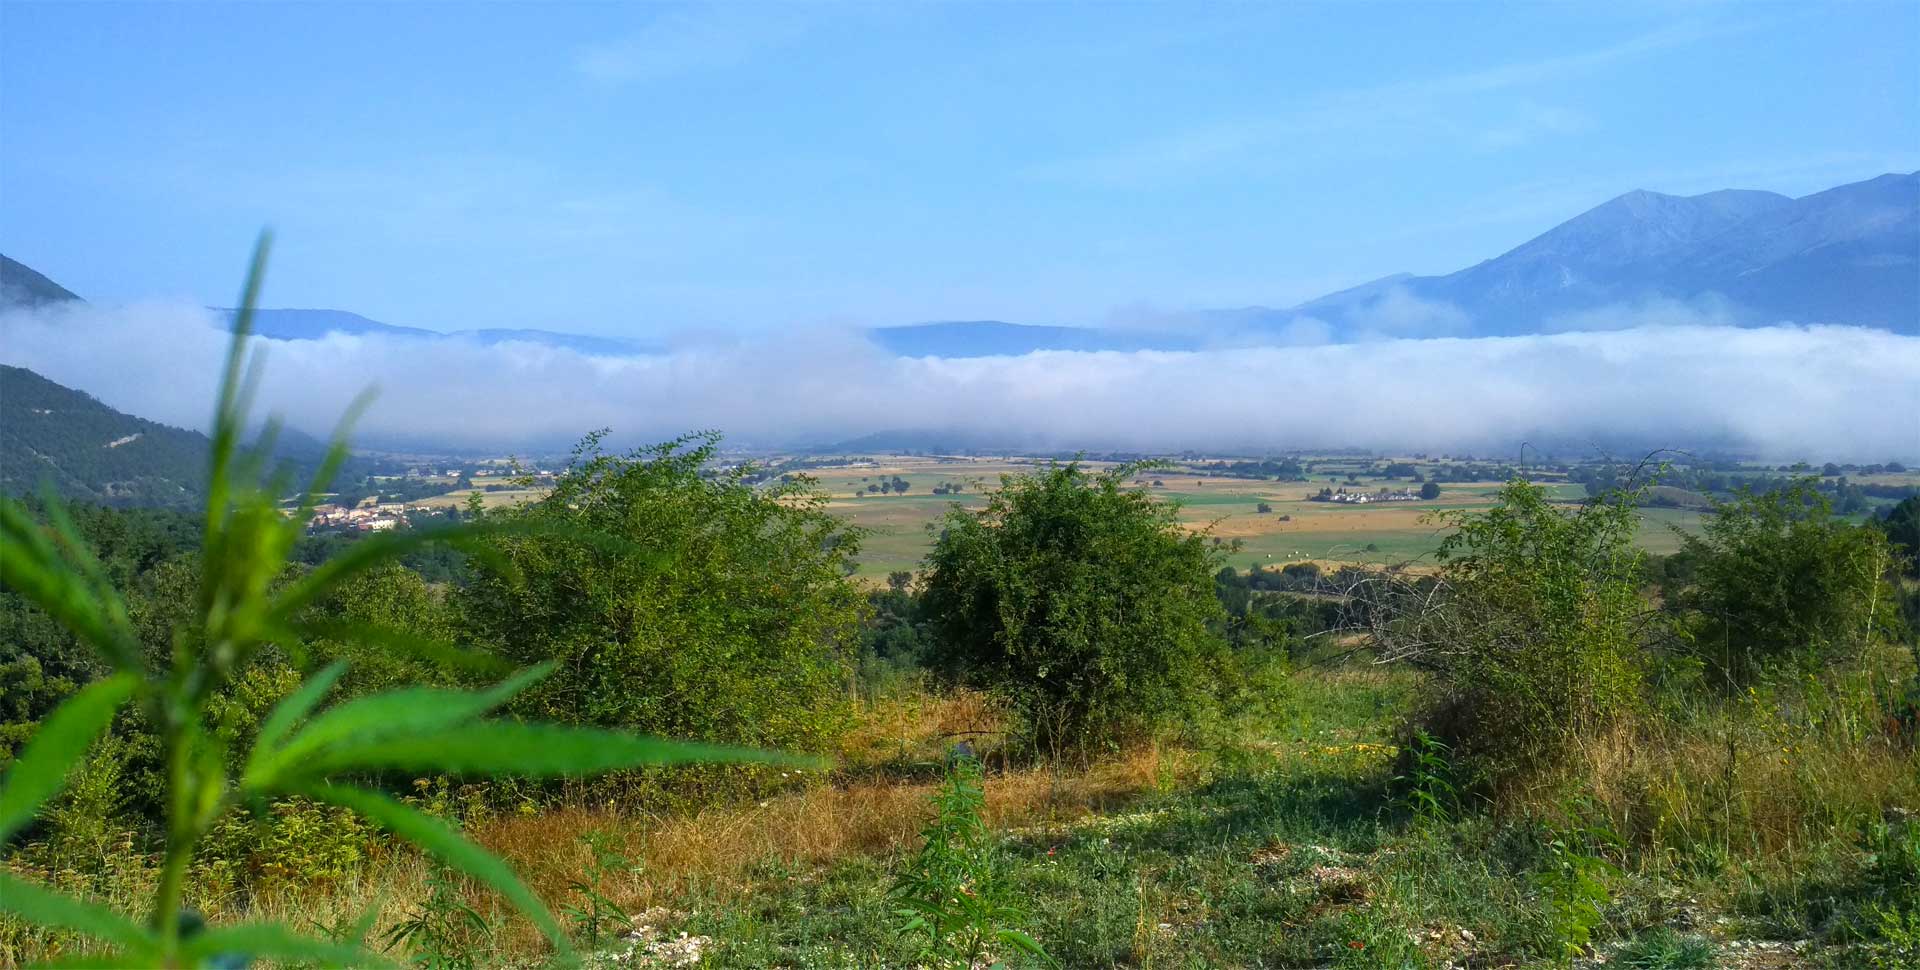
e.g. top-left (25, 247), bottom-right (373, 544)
top-left (398, 456), bottom-right (1907, 578)
top-left (803, 457), bottom-right (1706, 579)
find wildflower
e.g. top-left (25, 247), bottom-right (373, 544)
top-left (1349, 940), bottom-right (1366, 950)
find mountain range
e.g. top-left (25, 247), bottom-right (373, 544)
top-left (882, 171), bottom-right (1917, 354)
top-left (210, 308), bottom-right (662, 357)
top-left (3, 171), bottom-right (1915, 362)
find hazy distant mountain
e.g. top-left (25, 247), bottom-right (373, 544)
top-left (1290, 171), bottom-right (1918, 336)
top-left (0, 364), bottom-right (212, 506)
top-left (8, 170), bottom-right (1916, 364)
top-left (875, 171), bottom-right (1919, 353)
top-left (0, 254), bottom-right (81, 308)
top-left (231, 309), bottom-right (661, 356)
top-left (231, 307), bottom-right (439, 340)
top-left (1655, 172), bottom-right (1920, 331)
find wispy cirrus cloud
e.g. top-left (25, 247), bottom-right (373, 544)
top-left (574, 4), bottom-right (810, 84)
top-left (1027, 19), bottom-right (1743, 187)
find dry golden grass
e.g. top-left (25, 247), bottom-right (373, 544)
top-left (476, 741), bottom-right (1191, 908)
top-left (1507, 653), bottom-right (1920, 862)
top-left (111, 688), bottom-right (1200, 964)
top-left (1577, 716), bottom-right (1920, 858)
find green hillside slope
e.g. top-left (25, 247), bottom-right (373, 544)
top-left (0, 365), bottom-right (211, 506)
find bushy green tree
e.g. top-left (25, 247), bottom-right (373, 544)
top-left (919, 463), bottom-right (1227, 751)
top-left (457, 431), bottom-right (865, 754)
top-left (305, 562), bottom-right (466, 697)
top-left (1880, 496), bottom-right (1920, 578)
top-left (1421, 480), bottom-right (1648, 786)
top-left (1677, 481), bottom-right (1899, 687)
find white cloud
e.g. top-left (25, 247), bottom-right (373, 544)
top-left (3, 300), bottom-right (1916, 462)
top-left (1350, 287), bottom-right (1471, 337)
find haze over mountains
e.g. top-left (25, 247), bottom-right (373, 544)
top-left (1279, 171), bottom-right (1919, 339)
top-left (8, 172), bottom-right (1912, 359)
top-left (885, 171), bottom-right (1918, 354)
top-left (2, 171), bottom-right (1917, 462)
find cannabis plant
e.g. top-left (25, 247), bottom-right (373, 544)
top-left (0, 238), bottom-right (805, 967)
top-left (890, 754), bottom-right (1050, 969)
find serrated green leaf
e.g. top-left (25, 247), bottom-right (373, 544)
top-left (292, 619), bottom-right (510, 675)
top-left (0, 872), bottom-right (156, 953)
top-left (180, 919), bottom-right (397, 969)
top-left (247, 661), bottom-right (348, 778)
top-left (247, 664), bottom-right (551, 789)
top-left (293, 721), bottom-right (823, 781)
top-left (996, 927), bottom-right (1055, 964)
top-left (0, 502), bottom-right (140, 671)
top-left (0, 673), bottom-right (139, 844)
top-left (299, 784), bottom-right (573, 958)
top-left (268, 520), bottom-right (525, 623)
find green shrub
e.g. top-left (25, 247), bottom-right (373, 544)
top-left (1676, 481), bottom-right (1900, 688)
top-left (920, 463), bottom-right (1228, 752)
top-left (194, 797), bottom-right (374, 895)
top-left (1419, 479), bottom-right (1649, 789)
top-left (561, 830), bottom-right (634, 950)
top-left (457, 431), bottom-right (865, 758)
top-left (1855, 902), bottom-right (1920, 970)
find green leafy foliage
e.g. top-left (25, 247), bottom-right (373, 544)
top-left (1393, 729), bottom-right (1456, 826)
top-left (561, 830), bottom-right (634, 950)
top-left (920, 463), bottom-right (1228, 751)
top-left (1420, 479), bottom-right (1649, 787)
top-left (1530, 805), bottom-right (1622, 964)
top-left (1877, 495), bottom-right (1920, 578)
top-left (456, 430), bottom-right (866, 759)
top-left (891, 755), bottom-right (1051, 969)
top-left (1676, 480), bottom-right (1900, 687)
top-left (0, 239), bottom-right (802, 965)
top-left (384, 864), bottom-right (493, 970)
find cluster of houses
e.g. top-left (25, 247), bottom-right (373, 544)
top-left (1311, 487), bottom-right (1421, 505)
top-left (307, 502), bottom-right (418, 533)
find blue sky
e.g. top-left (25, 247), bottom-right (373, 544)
top-left (3, 1), bottom-right (1916, 338)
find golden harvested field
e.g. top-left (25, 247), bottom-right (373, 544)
top-left (411, 487), bottom-right (550, 510)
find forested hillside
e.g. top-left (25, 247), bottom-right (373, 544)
top-left (0, 254), bottom-right (79, 309)
top-left (0, 365), bottom-right (213, 506)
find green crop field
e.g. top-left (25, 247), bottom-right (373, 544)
top-left (792, 457), bottom-right (1719, 579)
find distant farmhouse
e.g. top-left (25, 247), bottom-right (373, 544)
top-left (1311, 486), bottom-right (1421, 505)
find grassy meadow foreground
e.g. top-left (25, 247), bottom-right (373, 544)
top-left (5, 660), bottom-right (1916, 969)
top-left (2, 309), bottom-right (1918, 968)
